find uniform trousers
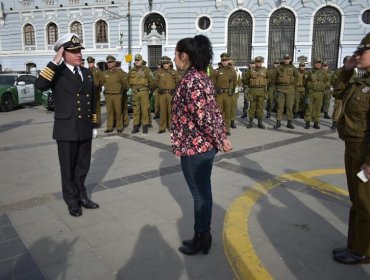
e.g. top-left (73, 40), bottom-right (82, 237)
top-left (216, 93), bottom-right (232, 132)
top-left (133, 90), bottom-right (150, 126)
top-left (181, 148), bottom-right (216, 233)
top-left (121, 92), bottom-right (129, 127)
top-left (230, 93), bottom-right (238, 121)
top-left (248, 91), bottom-right (265, 119)
top-left (293, 88), bottom-right (305, 114)
top-left (276, 90), bottom-right (294, 120)
top-left (159, 93), bottom-right (172, 131)
top-left (154, 89), bottom-right (160, 115)
top-left (304, 91), bottom-right (323, 123)
top-left (344, 141), bottom-right (370, 256)
top-left (266, 87), bottom-right (275, 113)
top-left (322, 89), bottom-right (332, 114)
top-left (95, 91), bottom-right (101, 126)
top-left (105, 93), bottom-right (123, 130)
top-left (57, 140), bottom-right (92, 208)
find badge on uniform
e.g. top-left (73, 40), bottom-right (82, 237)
top-left (362, 86), bottom-right (370, 94)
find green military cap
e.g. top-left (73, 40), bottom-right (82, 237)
top-left (273, 59), bottom-right (280, 64)
top-left (299, 62), bottom-right (305, 67)
top-left (313, 58), bottom-right (322, 63)
top-left (249, 59), bottom-right (255, 64)
top-left (220, 52), bottom-right (231, 60)
top-left (54, 33), bottom-right (84, 52)
top-left (283, 54), bottom-right (291, 59)
top-left (322, 61), bottom-right (328, 66)
top-left (356, 32), bottom-right (370, 53)
top-left (254, 56), bottom-right (263, 62)
top-left (134, 54), bottom-right (142, 61)
top-left (106, 55), bottom-right (116, 62)
top-left (161, 56), bottom-right (171, 64)
top-left (86, 56), bottom-right (95, 63)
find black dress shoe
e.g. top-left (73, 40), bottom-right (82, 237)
top-left (68, 206), bottom-right (82, 217)
top-left (157, 130), bottom-right (165, 134)
top-left (332, 247), bottom-right (349, 255)
top-left (333, 251), bottom-right (370, 264)
top-left (117, 129), bottom-right (123, 133)
top-left (79, 199), bottom-right (100, 209)
top-left (104, 129), bottom-right (113, 133)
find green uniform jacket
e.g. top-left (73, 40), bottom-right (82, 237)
top-left (296, 69), bottom-right (308, 91)
top-left (242, 66), bottom-right (268, 95)
top-left (101, 68), bottom-right (128, 93)
top-left (306, 68), bottom-right (328, 94)
top-left (336, 69), bottom-right (370, 163)
top-left (214, 65), bottom-right (237, 93)
top-left (274, 64), bottom-right (298, 94)
top-left (156, 69), bottom-right (180, 90)
top-left (128, 65), bottom-right (157, 90)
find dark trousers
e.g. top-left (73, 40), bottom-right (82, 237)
top-left (181, 148), bottom-right (216, 233)
top-left (345, 141), bottom-right (370, 256)
top-left (57, 140), bottom-right (92, 208)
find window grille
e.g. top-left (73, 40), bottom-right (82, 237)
top-left (71, 21), bottom-right (83, 43)
top-left (47, 23), bottom-right (58, 45)
top-left (148, 45), bottom-right (162, 71)
top-left (24, 24), bottom-right (35, 46)
top-left (96, 20), bottom-right (108, 43)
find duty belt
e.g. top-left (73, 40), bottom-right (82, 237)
top-left (159, 89), bottom-right (175, 95)
top-left (105, 92), bottom-right (121, 95)
top-left (132, 87), bottom-right (148, 93)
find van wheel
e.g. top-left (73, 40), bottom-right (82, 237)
top-left (1, 94), bottom-right (14, 112)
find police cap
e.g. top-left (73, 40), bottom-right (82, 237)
top-left (283, 54), bottom-right (291, 59)
top-left (299, 62), bottom-right (305, 67)
top-left (356, 32), bottom-right (370, 53)
top-left (255, 56), bottom-right (263, 62)
top-left (106, 55), bottom-right (116, 62)
top-left (134, 54), bottom-right (143, 61)
top-left (220, 53), bottom-right (231, 60)
top-left (54, 33), bottom-right (85, 52)
top-left (273, 59), bottom-right (280, 65)
top-left (313, 58), bottom-right (322, 64)
top-left (161, 56), bottom-right (171, 64)
top-left (86, 56), bottom-right (95, 63)
top-left (322, 61), bottom-right (328, 67)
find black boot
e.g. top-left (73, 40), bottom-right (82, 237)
top-left (199, 231), bottom-right (212, 255)
top-left (266, 112), bottom-right (271, 119)
top-left (313, 122), bottom-right (320, 129)
top-left (258, 118), bottom-right (265, 129)
top-left (179, 232), bottom-right (212, 255)
top-left (331, 121), bottom-right (337, 130)
top-left (247, 118), bottom-right (254, 128)
top-left (241, 112), bottom-right (247, 119)
top-left (153, 113), bottom-right (160, 119)
top-left (293, 112), bottom-right (298, 119)
top-left (142, 125), bottom-right (148, 134)
top-left (324, 112), bottom-right (331, 119)
top-left (305, 121), bottom-right (310, 129)
top-left (273, 120), bottom-right (281, 129)
top-left (231, 120), bottom-right (236, 129)
top-left (131, 125), bottom-right (139, 134)
top-left (287, 120), bottom-right (295, 129)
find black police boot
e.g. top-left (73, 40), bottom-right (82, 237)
top-left (257, 118), bottom-right (265, 129)
top-left (131, 125), bottom-right (139, 134)
top-left (331, 121), bottom-right (337, 130)
top-left (287, 120), bottom-right (295, 129)
top-left (266, 112), bottom-right (271, 119)
top-left (241, 112), bottom-right (247, 119)
top-left (293, 112), bottom-right (298, 119)
top-left (142, 125), bottom-right (148, 134)
top-left (305, 121), bottom-right (310, 129)
top-left (313, 122), bottom-right (320, 129)
top-left (247, 118), bottom-right (254, 128)
top-left (273, 120), bottom-right (281, 129)
top-left (153, 113), bottom-right (160, 119)
top-left (324, 112), bottom-right (331, 119)
top-left (231, 120), bottom-right (236, 129)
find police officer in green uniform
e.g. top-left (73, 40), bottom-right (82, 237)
top-left (241, 60), bottom-right (255, 118)
top-left (304, 58), bottom-right (328, 129)
top-left (274, 54), bottom-right (298, 129)
top-left (321, 61), bottom-right (333, 119)
top-left (153, 59), bottom-right (162, 119)
top-left (128, 54), bottom-right (156, 134)
top-left (332, 32), bottom-right (370, 265)
top-left (242, 56), bottom-right (268, 129)
top-left (266, 59), bottom-right (280, 118)
top-left (87, 56), bottom-right (102, 127)
top-left (330, 56), bottom-right (356, 129)
top-left (214, 53), bottom-right (237, 135)
top-left (115, 61), bottom-right (129, 128)
top-left (101, 55), bottom-right (128, 133)
top-left (294, 62), bottom-right (308, 119)
top-left (156, 56), bottom-right (180, 133)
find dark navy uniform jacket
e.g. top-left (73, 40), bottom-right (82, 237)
top-left (36, 62), bottom-right (96, 141)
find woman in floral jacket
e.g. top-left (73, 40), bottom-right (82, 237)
top-left (171, 35), bottom-right (232, 255)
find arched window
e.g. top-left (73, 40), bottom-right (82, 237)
top-left (268, 9), bottom-right (295, 66)
top-left (24, 24), bottom-right (35, 46)
top-left (227, 10), bottom-right (253, 66)
top-left (47, 22), bottom-right (58, 45)
top-left (95, 20), bottom-right (108, 43)
top-left (144, 13), bottom-right (165, 35)
top-left (312, 6), bottom-right (341, 70)
top-left (71, 21), bottom-right (83, 42)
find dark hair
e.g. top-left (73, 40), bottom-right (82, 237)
top-left (176, 35), bottom-right (213, 72)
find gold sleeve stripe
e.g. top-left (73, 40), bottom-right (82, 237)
top-left (40, 67), bottom-right (55, 81)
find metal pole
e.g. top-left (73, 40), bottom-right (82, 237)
top-left (128, 0), bottom-right (132, 70)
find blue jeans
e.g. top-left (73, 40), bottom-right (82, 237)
top-left (181, 148), bottom-right (217, 233)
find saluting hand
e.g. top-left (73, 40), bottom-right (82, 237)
top-left (52, 46), bottom-right (64, 65)
top-left (344, 54), bottom-right (358, 71)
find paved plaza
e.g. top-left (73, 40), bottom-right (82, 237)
top-left (1, 98), bottom-right (370, 280)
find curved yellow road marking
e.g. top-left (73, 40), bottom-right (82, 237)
top-left (223, 168), bottom-right (347, 280)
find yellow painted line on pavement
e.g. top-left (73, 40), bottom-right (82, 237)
top-left (223, 168), bottom-right (347, 280)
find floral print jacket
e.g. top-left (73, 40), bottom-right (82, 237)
top-left (171, 67), bottom-right (227, 157)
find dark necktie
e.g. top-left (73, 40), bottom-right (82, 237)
top-left (74, 66), bottom-right (82, 82)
